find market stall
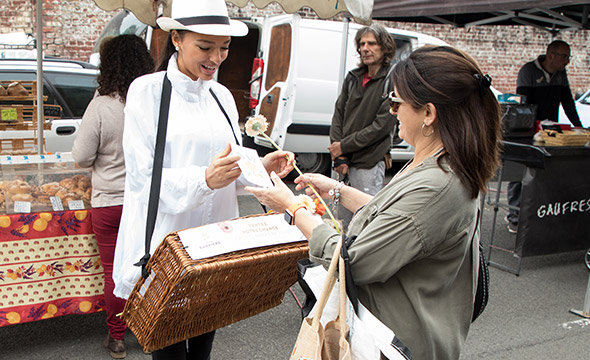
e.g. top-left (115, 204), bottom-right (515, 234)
top-left (0, 154), bottom-right (102, 327)
top-left (487, 138), bottom-right (590, 274)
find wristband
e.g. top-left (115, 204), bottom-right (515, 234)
top-left (284, 202), bottom-right (308, 226)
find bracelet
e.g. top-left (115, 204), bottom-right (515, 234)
top-left (328, 181), bottom-right (345, 206)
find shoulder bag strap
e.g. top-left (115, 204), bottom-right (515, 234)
top-left (209, 88), bottom-right (240, 145)
top-left (134, 73), bottom-right (172, 279)
top-left (472, 208), bottom-right (489, 322)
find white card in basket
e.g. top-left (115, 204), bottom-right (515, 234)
top-left (178, 213), bottom-right (306, 260)
top-left (231, 144), bottom-right (273, 188)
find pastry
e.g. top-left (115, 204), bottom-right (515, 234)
top-left (10, 193), bottom-right (33, 202)
top-left (7, 82), bottom-right (29, 96)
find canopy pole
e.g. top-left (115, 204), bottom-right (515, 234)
top-left (36, 0), bottom-right (44, 154)
top-left (337, 17), bottom-right (350, 92)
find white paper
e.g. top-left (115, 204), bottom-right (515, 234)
top-left (178, 213), bottom-right (306, 260)
top-left (50, 196), bottom-right (64, 211)
top-left (13, 201), bottom-right (31, 213)
top-left (67, 200), bottom-right (85, 210)
top-left (231, 144), bottom-right (273, 188)
top-left (303, 264), bottom-right (407, 360)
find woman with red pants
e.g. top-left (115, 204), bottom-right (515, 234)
top-left (72, 35), bottom-right (154, 359)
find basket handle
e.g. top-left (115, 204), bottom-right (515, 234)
top-left (310, 236), bottom-right (343, 329)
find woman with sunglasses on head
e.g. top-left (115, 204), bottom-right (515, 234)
top-left (112, 1), bottom-right (293, 359)
top-left (246, 45), bottom-right (502, 359)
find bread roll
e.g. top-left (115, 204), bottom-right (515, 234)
top-left (7, 82), bottom-right (29, 96)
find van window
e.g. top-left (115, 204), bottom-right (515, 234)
top-left (265, 24), bottom-right (292, 89)
top-left (44, 72), bottom-right (97, 117)
top-left (394, 38), bottom-right (412, 61)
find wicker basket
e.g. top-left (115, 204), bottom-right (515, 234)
top-left (121, 215), bottom-right (309, 353)
top-left (541, 129), bottom-right (590, 146)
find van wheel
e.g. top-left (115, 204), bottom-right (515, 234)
top-left (288, 153), bottom-right (331, 180)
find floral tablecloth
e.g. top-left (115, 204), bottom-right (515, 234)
top-left (0, 210), bottom-right (104, 326)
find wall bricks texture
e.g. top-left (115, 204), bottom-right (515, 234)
top-left (1, 0), bottom-right (588, 95)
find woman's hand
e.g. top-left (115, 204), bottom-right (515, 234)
top-left (294, 173), bottom-right (338, 199)
top-left (261, 150), bottom-right (295, 178)
top-left (245, 172), bottom-right (297, 213)
top-left (205, 143), bottom-right (242, 190)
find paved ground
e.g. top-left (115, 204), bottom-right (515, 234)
top-left (1, 174), bottom-right (589, 359)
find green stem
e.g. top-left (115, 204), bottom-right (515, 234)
top-left (258, 132), bottom-right (341, 233)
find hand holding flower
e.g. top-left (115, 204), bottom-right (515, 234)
top-left (205, 143), bottom-right (242, 190)
top-left (262, 150), bottom-right (295, 178)
top-left (294, 173), bottom-right (338, 199)
top-left (244, 115), bottom-right (340, 233)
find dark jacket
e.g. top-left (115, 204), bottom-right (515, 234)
top-left (516, 55), bottom-right (581, 127)
top-left (330, 65), bottom-right (396, 169)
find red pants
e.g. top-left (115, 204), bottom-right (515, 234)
top-left (92, 205), bottom-right (127, 340)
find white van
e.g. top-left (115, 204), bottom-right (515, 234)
top-left (92, 11), bottom-right (449, 173)
top-left (241, 16), bottom-right (448, 174)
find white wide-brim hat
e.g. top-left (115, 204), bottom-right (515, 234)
top-left (156, 0), bottom-right (248, 37)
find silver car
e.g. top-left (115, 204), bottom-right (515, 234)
top-left (0, 58), bottom-right (98, 153)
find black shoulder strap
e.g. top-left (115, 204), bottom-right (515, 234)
top-left (209, 88), bottom-right (240, 145)
top-left (341, 234), bottom-right (359, 314)
top-left (472, 208), bottom-right (489, 322)
top-left (134, 73), bottom-right (172, 279)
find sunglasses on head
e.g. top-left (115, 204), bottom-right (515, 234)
top-left (388, 90), bottom-right (405, 113)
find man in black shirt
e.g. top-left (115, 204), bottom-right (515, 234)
top-left (506, 40), bottom-right (581, 233)
top-left (516, 40), bottom-right (581, 126)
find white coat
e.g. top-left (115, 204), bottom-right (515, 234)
top-left (113, 54), bottom-right (243, 299)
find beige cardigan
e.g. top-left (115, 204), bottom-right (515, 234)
top-left (72, 94), bottom-right (126, 208)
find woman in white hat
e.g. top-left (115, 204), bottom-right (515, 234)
top-left (112, 0), bottom-right (294, 359)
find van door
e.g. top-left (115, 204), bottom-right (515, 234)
top-left (251, 15), bottom-right (298, 151)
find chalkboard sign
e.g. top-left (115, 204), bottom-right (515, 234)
top-left (43, 105), bottom-right (63, 118)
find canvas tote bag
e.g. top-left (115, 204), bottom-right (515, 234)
top-left (290, 237), bottom-right (351, 360)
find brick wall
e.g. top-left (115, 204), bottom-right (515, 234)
top-left (1, 0), bottom-right (113, 59)
top-left (1, 0), bottom-right (588, 95)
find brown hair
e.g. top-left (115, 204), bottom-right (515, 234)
top-left (355, 23), bottom-right (396, 68)
top-left (392, 45), bottom-right (502, 199)
top-left (97, 35), bottom-right (154, 101)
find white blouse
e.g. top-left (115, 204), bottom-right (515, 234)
top-left (113, 54), bottom-right (243, 299)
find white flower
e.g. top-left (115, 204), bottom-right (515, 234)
top-left (245, 115), bottom-right (269, 137)
top-left (296, 194), bottom-right (316, 213)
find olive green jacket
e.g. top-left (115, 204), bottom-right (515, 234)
top-left (309, 156), bottom-right (479, 360)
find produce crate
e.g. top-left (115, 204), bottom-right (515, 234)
top-left (0, 138), bottom-right (45, 155)
top-left (0, 105), bottom-right (59, 130)
top-left (541, 129), bottom-right (590, 147)
top-left (0, 80), bottom-right (48, 102)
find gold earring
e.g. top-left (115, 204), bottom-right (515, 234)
top-left (421, 123), bottom-right (434, 137)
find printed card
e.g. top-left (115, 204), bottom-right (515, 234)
top-left (231, 144), bottom-right (273, 188)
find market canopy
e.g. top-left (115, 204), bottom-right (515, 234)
top-left (93, 0), bottom-right (374, 26)
top-left (372, 0), bottom-right (590, 32)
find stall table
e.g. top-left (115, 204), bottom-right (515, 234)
top-left (0, 209), bottom-right (104, 326)
top-left (487, 140), bottom-right (590, 274)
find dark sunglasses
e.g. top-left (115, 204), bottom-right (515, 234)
top-left (388, 90), bottom-right (405, 113)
